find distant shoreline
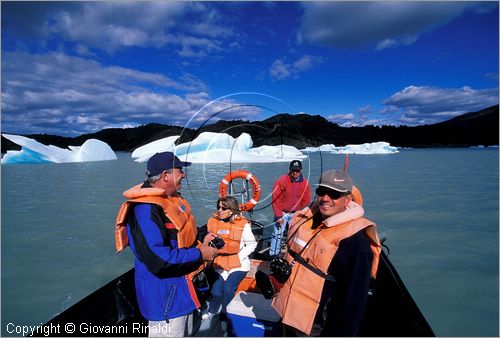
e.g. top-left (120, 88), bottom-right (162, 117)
top-left (2, 144), bottom-right (499, 158)
top-left (2, 104), bottom-right (498, 153)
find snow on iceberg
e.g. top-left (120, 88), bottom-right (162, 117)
top-left (1, 133), bottom-right (117, 164)
top-left (131, 135), bottom-right (180, 163)
top-left (301, 144), bottom-right (338, 153)
top-left (248, 145), bottom-right (305, 159)
top-left (176, 132), bottom-right (253, 155)
top-left (132, 132), bottom-right (307, 163)
top-left (331, 142), bottom-right (398, 154)
top-left (302, 142), bottom-right (398, 154)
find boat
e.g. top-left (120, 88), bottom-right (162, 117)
top-left (32, 169), bottom-right (435, 337)
top-left (32, 239), bottom-right (434, 337)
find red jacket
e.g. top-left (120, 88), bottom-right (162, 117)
top-left (272, 173), bottom-right (312, 218)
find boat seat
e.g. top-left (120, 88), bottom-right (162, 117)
top-left (236, 259), bottom-right (271, 293)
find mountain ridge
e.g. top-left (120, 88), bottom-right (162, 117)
top-left (2, 104), bottom-right (498, 153)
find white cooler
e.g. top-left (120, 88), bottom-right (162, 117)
top-left (226, 291), bottom-right (281, 337)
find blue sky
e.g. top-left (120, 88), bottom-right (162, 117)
top-left (2, 1), bottom-right (498, 136)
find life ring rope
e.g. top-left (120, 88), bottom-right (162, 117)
top-left (219, 170), bottom-right (261, 211)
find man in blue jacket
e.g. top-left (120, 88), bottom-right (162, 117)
top-left (118, 152), bottom-right (218, 337)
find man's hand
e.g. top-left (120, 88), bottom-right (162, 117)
top-left (199, 244), bottom-right (218, 262)
top-left (275, 217), bottom-right (284, 227)
top-left (203, 232), bottom-right (217, 245)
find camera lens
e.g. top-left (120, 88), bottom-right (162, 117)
top-left (209, 236), bottom-right (225, 249)
top-left (270, 258), bottom-right (292, 283)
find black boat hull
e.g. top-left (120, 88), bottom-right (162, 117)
top-left (359, 251), bottom-right (434, 336)
top-left (34, 250), bottom-right (434, 337)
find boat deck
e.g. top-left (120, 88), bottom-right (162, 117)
top-left (33, 248), bottom-right (434, 337)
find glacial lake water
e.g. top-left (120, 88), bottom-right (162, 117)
top-left (1, 149), bottom-right (498, 336)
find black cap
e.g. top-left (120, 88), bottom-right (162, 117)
top-left (146, 152), bottom-right (191, 177)
top-left (289, 160), bottom-right (302, 171)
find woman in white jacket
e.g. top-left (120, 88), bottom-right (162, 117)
top-left (205, 196), bottom-right (257, 316)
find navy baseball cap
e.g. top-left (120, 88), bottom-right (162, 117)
top-left (146, 152), bottom-right (191, 177)
top-left (289, 160), bottom-right (302, 171)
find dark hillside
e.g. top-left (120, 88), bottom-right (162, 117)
top-left (380, 105), bottom-right (499, 147)
top-left (2, 105), bottom-right (498, 153)
top-left (71, 124), bottom-right (196, 152)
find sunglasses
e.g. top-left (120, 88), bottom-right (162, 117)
top-left (316, 187), bottom-right (348, 200)
top-left (218, 205), bottom-right (230, 211)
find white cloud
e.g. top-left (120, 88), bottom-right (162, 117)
top-left (357, 105), bottom-right (372, 114)
top-left (384, 85), bottom-right (498, 112)
top-left (327, 105), bottom-right (384, 126)
top-left (376, 39), bottom-right (397, 50)
top-left (326, 113), bottom-right (355, 125)
top-left (175, 34), bottom-right (224, 58)
top-left (47, 3), bottom-right (184, 52)
top-left (269, 60), bottom-right (291, 80)
top-left (1, 52), bottom-right (261, 136)
top-left (325, 84), bottom-right (499, 127)
top-left (382, 85), bottom-right (499, 125)
top-left (298, 2), bottom-right (494, 50)
top-left (326, 112), bottom-right (388, 127)
top-left (292, 55), bottom-right (317, 72)
top-left (3, 2), bottom-right (237, 56)
top-left (269, 55), bottom-right (322, 80)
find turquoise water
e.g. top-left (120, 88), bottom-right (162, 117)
top-left (1, 149), bottom-right (498, 336)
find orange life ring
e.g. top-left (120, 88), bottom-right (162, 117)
top-left (219, 170), bottom-right (261, 211)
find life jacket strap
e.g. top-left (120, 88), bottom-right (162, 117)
top-left (288, 249), bottom-right (336, 282)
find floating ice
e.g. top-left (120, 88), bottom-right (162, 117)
top-left (176, 132), bottom-right (253, 155)
top-left (326, 142), bottom-right (399, 154)
top-left (301, 144), bottom-right (338, 153)
top-left (469, 145), bottom-right (499, 149)
top-left (131, 135), bottom-right (180, 163)
top-left (248, 145), bottom-right (305, 159)
top-left (302, 142), bottom-right (399, 154)
top-left (132, 132), bottom-right (306, 163)
top-left (1, 134), bottom-right (117, 164)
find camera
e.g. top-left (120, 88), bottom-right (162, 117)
top-left (256, 257), bottom-right (293, 299)
top-left (209, 236), bottom-right (225, 249)
top-left (269, 257), bottom-right (292, 283)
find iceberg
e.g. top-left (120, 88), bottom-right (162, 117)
top-left (329, 142), bottom-right (399, 154)
top-left (1, 133), bottom-right (117, 164)
top-left (176, 132), bottom-right (252, 155)
top-left (132, 132), bottom-right (307, 163)
top-left (301, 144), bottom-right (338, 153)
top-left (302, 142), bottom-right (398, 154)
top-left (248, 144), bottom-right (305, 159)
top-left (131, 135), bottom-right (180, 163)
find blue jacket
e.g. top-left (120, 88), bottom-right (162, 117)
top-left (126, 202), bottom-right (203, 321)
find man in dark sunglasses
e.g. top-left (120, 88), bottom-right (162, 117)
top-left (271, 169), bottom-right (381, 337)
top-left (271, 159), bottom-right (312, 256)
top-left (315, 176), bottom-right (353, 218)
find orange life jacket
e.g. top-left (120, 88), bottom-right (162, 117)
top-left (207, 216), bottom-right (248, 270)
top-left (115, 183), bottom-right (203, 279)
top-left (271, 208), bottom-right (381, 335)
